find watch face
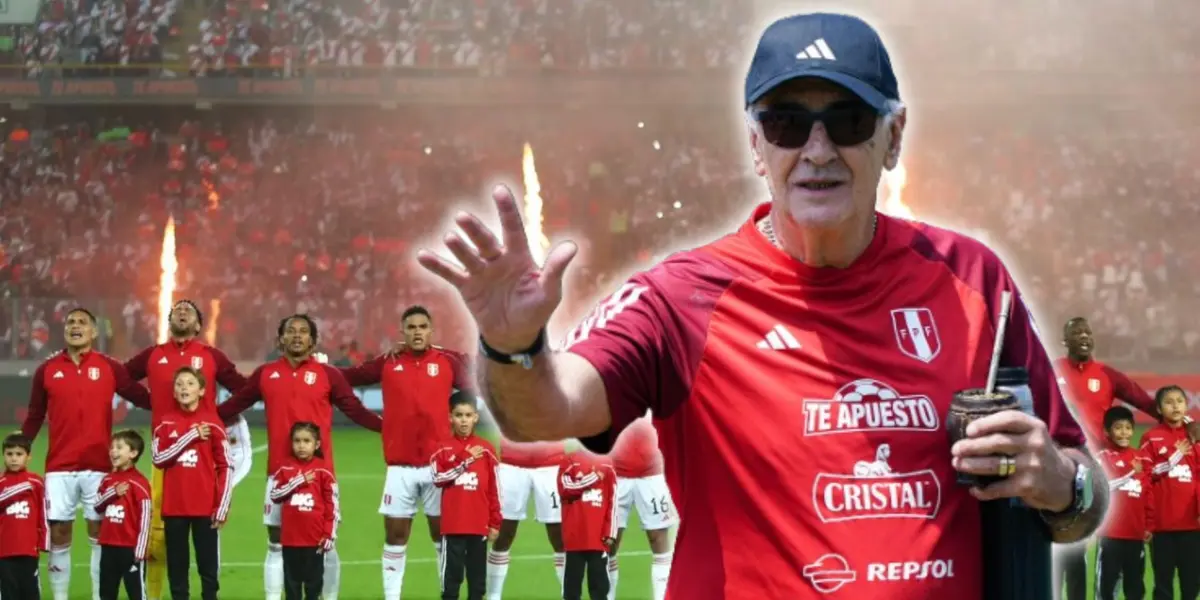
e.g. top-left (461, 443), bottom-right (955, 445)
top-left (1077, 464), bottom-right (1093, 511)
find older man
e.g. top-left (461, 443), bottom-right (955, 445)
top-left (418, 12), bottom-right (1107, 599)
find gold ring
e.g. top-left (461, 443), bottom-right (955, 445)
top-left (998, 456), bottom-right (1017, 477)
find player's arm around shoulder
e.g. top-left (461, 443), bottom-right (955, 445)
top-left (218, 365), bottom-right (265, 424)
top-left (337, 353), bottom-right (385, 387)
top-left (104, 354), bottom-right (152, 410)
top-left (210, 346), bottom-right (249, 392)
top-left (324, 364), bottom-right (384, 432)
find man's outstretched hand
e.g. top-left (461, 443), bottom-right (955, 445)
top-left (416, 184), bottom-right (578, 353)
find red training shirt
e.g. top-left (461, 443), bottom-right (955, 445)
top-left (1096, 444), bottom-right (1154, 540)
top-left (1054, 357), bottom-right (1157, 449)
top-left (23, 351), bottom-right (152, 473)
top-left (340, 346), bottom-right (469, 467)
top-left (500, 439), bottom-right (568, 469)
top-left (432, 435), bottom-right (501, 536)
top-left (1139, 422), bottom-right (1200, 532)
top-left (125, 339), bottom-right (246, 427)
top-left (95, 468), bottom-right (152, 558)
top-left (152, 410), bottom-right (232, 521)
top-left (558, 453), bottom-right (618, 552)
top-left (269, 457), bottom-right (339, 548)
top-left (218, 357), bottom-right (383, 475)
top-left (610, 417), bottom-right (663, 478)
top-left (0, 469), bottom-right (48, 558)
top-left (567, 204), bottom-right (1086, 600)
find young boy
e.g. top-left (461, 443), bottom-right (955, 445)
top-left (1095, 406), bottom-right (1153, 600)
top-left (0, 432), bottom-right (48, 600)
top-left (558, 450), bottom-right (618, 600)
top-left (1139, 385), bottom-right (1200, 600)
top-left (96, 429), bottom-right (153, 600)
top-left (152, 367), bottom-right (232, 600)
top-left (431, 391), bottom-right (500, 600)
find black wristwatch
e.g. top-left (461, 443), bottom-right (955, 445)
top-left (479, 329), bottom-right (547, 370)
top-left (1040, 459), bottom-right (1093, 531)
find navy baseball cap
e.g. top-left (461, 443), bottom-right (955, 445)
top-left (744, 13), bottom-right (900, 111)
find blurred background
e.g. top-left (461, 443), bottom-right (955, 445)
top-left (0, 0), bottom-right (1195, 375)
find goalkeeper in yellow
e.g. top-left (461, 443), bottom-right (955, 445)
top-left (124, 300), bottom-right (250, 599)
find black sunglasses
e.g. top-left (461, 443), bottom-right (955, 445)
top-left (753, 102), bottom-right (879, 149)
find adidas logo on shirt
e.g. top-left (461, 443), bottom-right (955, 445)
top-left (796, 38), bottom-right (836, 61)
top-left (757, 325), bottom-right (801, 350)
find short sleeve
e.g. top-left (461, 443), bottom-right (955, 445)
top-left (564, 255), bottom-right (731, 454)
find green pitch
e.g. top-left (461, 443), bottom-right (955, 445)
top-left (29, 426), bottom-right (1184, 599)
top-left (34, 427), bottom-right (655, 599)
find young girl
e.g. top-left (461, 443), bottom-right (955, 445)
top-left (269, 422), bottom-right (339, 600)
top-left (151, 367), bottom-right (231, 600)
top-left (1139, 385), bottom-right (1200, 600)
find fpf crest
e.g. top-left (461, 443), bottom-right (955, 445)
top-left (891, 308), bottom-right (941, 363)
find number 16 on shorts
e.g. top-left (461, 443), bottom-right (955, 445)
top-left (616, 475), bottom-right (676, 530)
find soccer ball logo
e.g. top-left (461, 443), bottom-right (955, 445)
top-left (833, 379), bottom-right (899, 403)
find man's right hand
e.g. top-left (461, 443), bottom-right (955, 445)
top-left (468, 445), bottom-right (485, 459)
top-left (416, 184), bottom-right (578, 353)
top-left (195, 424), bottom-right (211, 440)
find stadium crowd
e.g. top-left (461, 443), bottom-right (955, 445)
top-left (0, 105), bottom-right (1196, 368)
top-left (1, 0), bottom-right (1197, 77)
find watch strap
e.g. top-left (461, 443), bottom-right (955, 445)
top-left (479, 329), bottom-right (547, 370)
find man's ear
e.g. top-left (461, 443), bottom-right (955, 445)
top-left (747, 123), bottom-right (767, 177)
top-left (883, 107), bottom-right (906, 171)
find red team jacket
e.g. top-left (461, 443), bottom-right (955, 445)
top-left (1054, 357), bottom-right (1157, 448)
top-left (340, 347), bottom-right (469, 466)
top-left (218, 357), bottom-right (382, 475)
top-left (499, 439), bottom-right (568, 469)
top-left (22, 351), bottom-right (152, 473)
top-left (558, 454), bottom-right (618, 552)
top-left (609, 417), bottom-right (663, 478)
top-left (432, 435), bottom-right (501, 536)
top-left (1140, 422), bottom-right (1200, 532)
top-left (95, 469), bottom-right (153, 559)
top-left (566, 204), bottom-right (1087, 599)
top-left (0, 470), bottom-right (48, 558)
top-left (269, 457), bottom-right (339, 548)
top-left (1096, 445), bottom-right (1154, 540)
top-left (125, 339), bottom-right (246, 426)
top-left (152, 411), bottom-right (233, 520)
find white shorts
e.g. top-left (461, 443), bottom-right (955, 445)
top-left (263, 475), bottom-right (283, 527)
top-left (379, 465), bottom-right (442, 518)
top-left (616, 474), bottom-right (676, 531)
top-left (498, 464), bottom-right (561, 523)
top-left (46, 471), bottom-right (106, 522)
